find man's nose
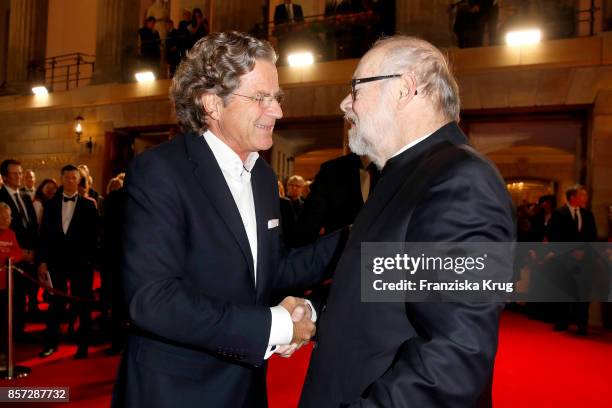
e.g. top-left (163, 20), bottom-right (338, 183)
top-left (266, 99), bottom-right (283, 119)
top-left (340, 94), bottom-right (352, 114)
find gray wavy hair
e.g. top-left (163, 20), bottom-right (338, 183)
top-left (170, 31), bottom-right (277, 134)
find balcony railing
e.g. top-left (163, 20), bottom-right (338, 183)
top-left (260, 10), bottom-right (387, 64)
top-left (42, 52), bottom-right (96, 91)
top-left (450, 0), bottom-right (597, 49)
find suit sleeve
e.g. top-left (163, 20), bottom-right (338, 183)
top-left (274, 227), bottom-right (346, 295)
top-left (273, 5), bottom-right (283, 25)
top-left (354, 159), bottom-right (515, 407)
top-left (123, 153), bottom-right (271, 367)
top-left (85, 200), bottom-right (100, 264)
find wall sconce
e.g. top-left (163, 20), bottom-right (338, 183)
top-left (74, 115), bottom-right (94, 154)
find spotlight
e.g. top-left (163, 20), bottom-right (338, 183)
top-left (32, 86), bottom-right (48, 95)
top-left (505, 29), bottom-right (542, 46)
top-left (288, 52), bottom-right (314, 67)
top-left (135, 71), bottom-right (155, 82)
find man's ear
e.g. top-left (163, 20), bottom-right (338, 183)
top-left (201, 93), bottom-right (221, 121)
top-left (397, 73), bottom-right (417, 109)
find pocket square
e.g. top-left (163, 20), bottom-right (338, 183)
top-left (268, 219), bottom-right (279, 229)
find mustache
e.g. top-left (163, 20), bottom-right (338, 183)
top-left (344, 114), bottom-right (357, 124)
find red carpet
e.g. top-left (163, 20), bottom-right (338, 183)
top-left (2, 311), bottom-right (610, 407)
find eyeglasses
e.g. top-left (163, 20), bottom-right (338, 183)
top-left (231, 92), bottom-right (284, 107)
top-left (350, 74), bottom-right (417, 102)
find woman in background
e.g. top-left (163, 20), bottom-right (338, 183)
top-left (33, 178), bottom-right (58, 226)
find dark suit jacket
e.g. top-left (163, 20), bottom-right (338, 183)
top-left (299, 122), bottom-right (516, 408)
top-left (548, 205), bottom-right (598, 243)
top-left (274, 3), bottom-right (304, 25)
top-left (112, 133), bottom-right (343, 408)
top-left (293, 153), bottom-right (363, 246)
top-left (38, 193), bottom-right (98, 275)
top-left (0, 186), bottom-right (38, 250)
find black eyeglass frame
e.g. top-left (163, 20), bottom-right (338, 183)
top-left (350, 74), bottom-right (417, 101)
top-left (230, 92), bottom-right (284, 107)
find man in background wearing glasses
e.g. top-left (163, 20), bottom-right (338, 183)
top-left (299, 36), bottom-right (515, 408)
top-left (113, 31), bottom-right (345, 408)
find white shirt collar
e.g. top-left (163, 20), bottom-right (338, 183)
top-left (4, 185), bottom-right (20, 197)
top-left (391, 132), bottom-right (433, 159)
top-left (567, 203), bottom-right (579, 212)
top-left (203, 130), bottom-right (259, 180)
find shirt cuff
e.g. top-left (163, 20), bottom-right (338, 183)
top-left (263, 345), bottom-right (276, 360)
top-left (304, 299), bottom-right (317, 322)
top-left (268, 305), bottom-right (293, 347)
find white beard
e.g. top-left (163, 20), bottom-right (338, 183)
top-left (347, 103), bottom-right (395, 168)
top-left (347, 126), bottom-right (373, 157)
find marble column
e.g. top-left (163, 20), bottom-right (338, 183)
top-left (588, 90), bottom-right (612, 239)
top-left (212, 0), bottom-right (261, 33)
top-left (396, 0), bottom-right (456, 48)
top-left (92, 0), bottom-right (139, 84)
top-left (6, 0), bottom-right (49, 92)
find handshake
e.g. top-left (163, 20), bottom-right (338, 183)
top-left (276, 296), bottom-right (317, 358)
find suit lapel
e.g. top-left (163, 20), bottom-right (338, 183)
top-left (185, 134), bottom-right (256, 285)
top-left (350, 123), bottom-right (467, 240)
top-left (65, 196), bottom-right (82, 236)
top-left (49, 195), bottom-right (64, 235)
top-left (251, 160), bottom-right (271, 300)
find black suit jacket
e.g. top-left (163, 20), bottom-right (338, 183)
top-left (112, 133), bottom-right (343, 408)
top-left (0, 186), bottom-right (38, 250)
top-left (274, 3), bottom-right (304, 25)
top-left (38, 193), bottom-right (98, 274)
top-left (548, 205), bottom-right (598, 243)
top-left (299, 122), bottom-right (516, 408)
top-left (293, 153), bottom-right (364, 246)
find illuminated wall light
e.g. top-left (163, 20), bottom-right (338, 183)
top-left (288, 52), bottom-right (314, 67)
top-left (32, 86), bottom-right (48, 95)
top-left (135, 71), bottom-right (155, 82)
top-left (505, 29), bottom-right (542, 46)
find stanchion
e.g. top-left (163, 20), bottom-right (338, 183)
top-left (1, 258), bottom-right (31, 379)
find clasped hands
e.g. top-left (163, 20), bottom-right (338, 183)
top-left (276, 296), bottom-right (316, 358)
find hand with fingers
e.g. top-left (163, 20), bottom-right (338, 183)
top-left (276, 296), bottom-right (316, 358)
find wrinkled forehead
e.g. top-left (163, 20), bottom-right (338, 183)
top-left (355, 47), bottom-right (385, 77)
top-left (237, 60), bottom-right (279, 92)
top-left (354, 46), bottom-right (386, 78)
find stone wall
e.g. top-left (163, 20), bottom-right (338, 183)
top-left (0, 97), bottom-right (172, 193)
top-left (590, 90), bottom-right (612, 238)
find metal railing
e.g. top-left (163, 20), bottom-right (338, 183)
top-left (43, 52), bottom-right (96, 92)
top-left (259, 10), bottom-right (384, 63)
top-left (449, 0), bottom-right (599, 48)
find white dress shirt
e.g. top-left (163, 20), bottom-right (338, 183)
top-left (286, 3), bottom-right (294, 21)
top-left (391, 132), bottom-right (433, 159)
top-left (567, 203), bottom-right (582, 232)
top-left (204, 131), bottom-right (306, 358)
top-left (62, 193), bottom-right (78, 234)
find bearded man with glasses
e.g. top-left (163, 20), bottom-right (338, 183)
top-left (299, 36), bottom-right (516, 408)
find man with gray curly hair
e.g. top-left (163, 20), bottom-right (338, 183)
top-left (113, 31), bottom-right (345, 407)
